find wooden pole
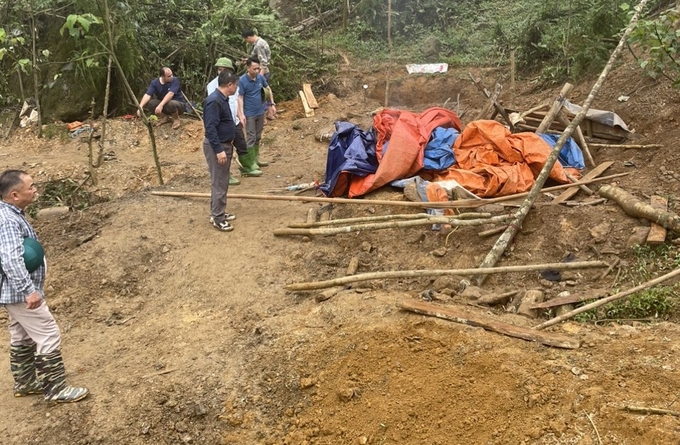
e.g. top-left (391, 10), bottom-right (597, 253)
top-left (589, 143), bottom-right (662, 149)
top-left (510, 50), bottom-right (516, 108)
top-left (472, 0), bottom-right (649, 286)
top-left (285, 261), bottom-right (607, 291)
top-left (150, 173), bottom-right (630, 209)
top-left (556, 111), bottom-right (596, 167)
top-left (289, 213), bottom-right (431, 228)
top-left (535, 83), bottom-right (574, 133)
top-left (384, 0), bottom-right (392, 107)
top-left (274, 214), bottom-right (512, 237)
top-left (535, 266), bottom-right (680, 330)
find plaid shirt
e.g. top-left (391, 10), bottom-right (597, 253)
top-left (0, 201), bottom-right (44, 305)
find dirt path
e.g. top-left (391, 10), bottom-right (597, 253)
top-left (0, 62), bottom-right (680, 444)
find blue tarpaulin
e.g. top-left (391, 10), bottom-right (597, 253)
top-left (423, 127), bottom-right (458, 170)
top-left (538, 133), bottom-right (585, 170)
top-left (318, 121), bottom-right (377, 197)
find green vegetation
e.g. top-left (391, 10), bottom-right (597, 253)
top-left (574, 244), bottom-right (680, 323)
top-left (1, 0), bottom-right (679, 118)
top-left (26, 177), bottom-right (98, 217)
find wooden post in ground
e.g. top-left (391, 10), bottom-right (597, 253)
top-left (472, 0), bottom-right (650, 286)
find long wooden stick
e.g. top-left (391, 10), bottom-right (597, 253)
top-left (557, 111), bottom-right (595, 167)
top-left (398, 299), bottom-right (580, 349)
top-left (289, 212), bottom-right (483, 228)
top-left (589, 143), bottom-right (662, 149)
top-left (534, 266), bottom-right (680, 330)
top-left (473, 0), bottom-right (648, 286)
top-left (274, 214), bottom-right (512, 237)
top-left (285, 261), bottom-right (607, 291)
top-left (623, 406), bottom-right (680, 417)
top-left (149, 173), bottom-right (630, 209)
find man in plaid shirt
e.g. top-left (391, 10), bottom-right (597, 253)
top-left (0, 170), bottom-right (88, 403)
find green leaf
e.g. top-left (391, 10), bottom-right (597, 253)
top-left (41, 49), bottom-right (50, 58)
top-left (0, 28), bottom-right (6, 42)
top-left (0, 48), bottom-right (5, 61)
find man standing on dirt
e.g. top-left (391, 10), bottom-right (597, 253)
top-left (203, 71), bottom-right (240, 232)
top-left (207, 57), bottom-right (261, 183)
top-left (242, 28), bottom-right (271, 82)
top-left (138, 67), bottom-right (186, 130)
top-left (0, 170), bottom-right (89, 403)
top-left (238, 57), bottom-right (275, 170)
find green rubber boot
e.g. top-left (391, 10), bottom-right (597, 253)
top-left (35, 350), bottom-right (89, 403)
top-left (229, 175), bottom-right (241, 186)
top-left (253, 145), bottom-right (269, 167)
top-left (238, 149), bottom-right (263, 177)
top-left (10, 343), bottom-right (42, 397)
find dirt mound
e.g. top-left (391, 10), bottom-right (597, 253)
top-left (0, 56), bottom-right (679, 445)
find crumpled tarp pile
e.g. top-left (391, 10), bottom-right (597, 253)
top-left (319, 107), bottom-right (584, 200)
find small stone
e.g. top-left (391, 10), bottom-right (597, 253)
top-left (570, 367), bottom-right (582, 376)
top-left (140, 423), bottom-right (151, 435)
top-left (337, 388), bottom-right (356, 402)
top-left (162, 245), bottom-right (171, 253)
top-left (431, 247), bottom-right (447, 257)
top-left (359, 436), bottom-right (369, 445)
top-left (175, 421), bottom-right (188, 433)
top-left (300, 377), bottom-right (316, 389)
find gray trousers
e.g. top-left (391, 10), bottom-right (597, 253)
top-left (202, 138), bottom-right (233, 223)
top-left (5, 300), bottom-right (61, 354)
top-left (245, 113), bottom-right (265, 148)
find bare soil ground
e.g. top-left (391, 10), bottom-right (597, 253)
top-left (0, 56), bottom-right (679, 445)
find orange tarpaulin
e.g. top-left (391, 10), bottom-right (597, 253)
top-left (423, 120), bottom-right (575, 197)
top-left (348, 107), bottom-right (462, 198)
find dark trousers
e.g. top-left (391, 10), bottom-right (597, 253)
top-left (202, 138), bottom-right (233, 223)
top-left (234, 123), bottom-right (247, 156)
top-left (144, 99), bottom-right (185, 116)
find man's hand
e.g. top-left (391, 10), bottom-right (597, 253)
top-left (25, 291), bottom-right (41, 310)
top-left (155, 104), bottom-right (164, 115)
top-left (239, 115), bottom-right (246, 127)
top-left (216, 151), bottom-right (227, 165)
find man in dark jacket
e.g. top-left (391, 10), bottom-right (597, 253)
top-left (202, 71), bottom-right (240, 231)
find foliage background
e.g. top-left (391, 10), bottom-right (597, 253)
top-left (0, 0), bottom-right (676, 119)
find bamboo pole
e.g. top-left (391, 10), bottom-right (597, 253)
top-left (472, 0), bottom-right (649, 286)
top-left (290, 213), bottom-right (465, 228)
top-left (274, 214), bottom-right (512, 237)
top-left (534, 266), bottom-right (680, 330)
top-left (536, 83), bottom-right (574, 133)
top-left (589, 143), bottom-right (662, 149)
top-left (150, 172), bottom-right (630, 209)
top-left (285, 261), bottom-right (607, 291)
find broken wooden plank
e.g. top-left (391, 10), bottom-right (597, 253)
top-left (398, 299), bottom-right (580, 349)
top-left (299, 90), bottom-right (315, 117)
top-left (647, 195), bottom-right (668, 244)
top-left (302, 83), bottom-right (319, 109)
top-left (552, 161), bottom-right (614, 204)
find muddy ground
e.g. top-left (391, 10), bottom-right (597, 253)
top-left (0, 55), bottom-right (679, 445)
